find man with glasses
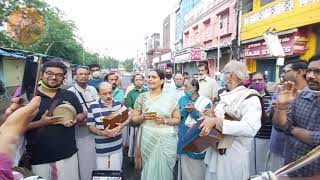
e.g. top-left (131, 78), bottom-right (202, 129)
top-left (25, 60), bottom-right (86, 180)
top-left (273, 54), bottom-right (320, 177)
top-left (267, 60), bottom-right (308, 172)
top-left (68, 67), bottom-right (98, 180)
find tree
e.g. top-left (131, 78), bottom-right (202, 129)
top-left (0, 0), bottom-right (109, 65)
top-left (122, 58), bottom-right (134, 72)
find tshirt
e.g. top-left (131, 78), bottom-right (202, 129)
top-left (88, 78), bottom-right (104, 89)
top-left (26, 89), bottom-right (83, 165)
top-left (87, 99), bottom-right (124, 156)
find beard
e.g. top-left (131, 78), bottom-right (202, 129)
top-left (112, 84), bottom-right (117, 90)
top-left (43, 80), bottom-right (61, 88)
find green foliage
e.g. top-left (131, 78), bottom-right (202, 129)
top-left (122, 58), bottom-right (134, 72)
top-left (0, 0), bottom-right (116, 66)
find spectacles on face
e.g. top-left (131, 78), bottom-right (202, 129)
top-left (44, 71), bottom-right (64, 78)
top-left (306, 68), bottom-right (320, 76)
top-left (282, 69), bottom-right (294, 74)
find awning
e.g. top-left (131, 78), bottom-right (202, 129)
top-left (0, 49), bottom-right (26, 60)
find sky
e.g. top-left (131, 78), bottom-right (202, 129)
top-left (45, 0), bottom-right (178, 60)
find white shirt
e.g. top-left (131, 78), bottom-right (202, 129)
top-left (163, 78), bottom-right (176, 94)
top-left (204, 94), bottom-right (262, 180)
top-left (198, 75), bottom-right (219, 100)
top-left (68, 83), bottom-right (99, 111)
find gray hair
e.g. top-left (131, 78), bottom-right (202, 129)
top-left (98, 82), bottom-right (112, 92)
top-left (223, 60), bottom-right (248, 81)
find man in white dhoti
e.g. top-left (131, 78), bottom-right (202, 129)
top-left (68, 67), bottom-right (98, 180)
top-left (199, 60), bottom-right (262, 180)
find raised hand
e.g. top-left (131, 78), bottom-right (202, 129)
top-left (277, 81), bottom-right (297, 108)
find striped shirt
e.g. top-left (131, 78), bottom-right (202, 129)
top-left (87, 99), bottom-right (124, 156)
top-left (256, 91), bottom-right (273, 139)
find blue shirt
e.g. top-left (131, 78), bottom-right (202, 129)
top-left (87, 99), bottom-right (123, 156)
top-left (177, 95), bottom-right (211, 160)
top-left (285, 90), bottom-right (320, 177)
top-left (88, 78), bottom-right (104, 89)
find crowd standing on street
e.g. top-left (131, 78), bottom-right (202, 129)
top-left (0, 55), bottom-right (320, 180)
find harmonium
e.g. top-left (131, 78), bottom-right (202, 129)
top-left (101, 106), bottom-right (129, 129)
top-left (181, 119), bottom-right (223, 153)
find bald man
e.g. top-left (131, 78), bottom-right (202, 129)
top-left (87, 82), bottom-right (131, 171)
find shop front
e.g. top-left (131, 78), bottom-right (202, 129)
top-left (152, 52), bottom-right (174, 71)
top-left (243, 29), bottom-right (308, 82)
top-left (174, 48), bottom-right (207, 76)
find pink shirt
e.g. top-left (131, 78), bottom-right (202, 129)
top-left (0, 153), bottom-right (13, 180)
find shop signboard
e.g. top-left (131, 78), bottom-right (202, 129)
top-left (243, 32), bottom-right (307, 59)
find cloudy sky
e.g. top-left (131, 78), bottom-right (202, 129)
top-left (45, 0), bottom-right (178, 60)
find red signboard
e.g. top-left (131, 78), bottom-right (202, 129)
top-left (190, 48), bottom-right (201, 60)
top-left (243, 32), bottom-right (307, 59)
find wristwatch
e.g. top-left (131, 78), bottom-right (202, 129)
top-left (283, 121), bottom-right (295, 136)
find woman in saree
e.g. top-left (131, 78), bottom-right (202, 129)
top-left (132, 69), bottom-right (180, 180)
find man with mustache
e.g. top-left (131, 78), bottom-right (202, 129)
top-left (68, 67), bottom-right (98, 180)
top-left (267, 60), bottom-right (308, 172)
top-left (105, 72), bottom-right (124, 102)
top-left (197, 62), bottom-right (219, 103)
top-left (25, 60), bottom-right (86, 180)
top-left (87, 82), bottom-right (131, 171)
top-left (274, 54), bottom-right (320, 177)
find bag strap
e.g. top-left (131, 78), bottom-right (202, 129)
top-left (74, 86), bottom-right (89, 110)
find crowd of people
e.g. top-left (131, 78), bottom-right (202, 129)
top-left (0, 55), bottom-right (319, 180)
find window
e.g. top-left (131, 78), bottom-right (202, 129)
top-left (242, 0), bottom-right (253, 14)
top-left (219, 13), bottom-right (229, 35)
top-left (261, 0), bottom-right (274, 6)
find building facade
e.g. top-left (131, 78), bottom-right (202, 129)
top-left (175, 0), bottom-right (238, 76)
top-left (241, 0), bottom-right (320, 82)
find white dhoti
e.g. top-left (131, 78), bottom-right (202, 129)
top-left (32, 153), bottom-right (79, 180)
top-left (266, 151), bottom-right (284, 172)
top-left (128, 126), bottom-right (139, 157)
top-left (96, 151), bottom-right (123, 170)
top-left (249, 138), bottom-right (271, 175)
top-left (204, 139), bottom-right (252, 180)
top-left (178, 154), bottom-right (206, 180)
top-left (76, 125), bottom-right (96, 180)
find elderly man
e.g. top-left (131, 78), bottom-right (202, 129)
top-left (197, 63), bottom-right (219, 102)
top-left (199, 60), bottom-right (262, 180)
top-left (174, 73), bottom-right (185, 98)
top-left (68, 67), bottom-right (98, 180)
top-left (124, 73), bottom-right (148, 158)
top-left (274, 55), bottom-right (320, 177)
top-left (87, 82), bottom-right (131, 170)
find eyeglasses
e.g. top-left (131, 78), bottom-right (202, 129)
top-left (282, 69), bottom-right (294, 74)
top-left (306, 68), bottom-right (320, 76)
top-left (44, 71), bottom-right (64, 78)
top-left (76, 73), bottom-right (90, 76)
